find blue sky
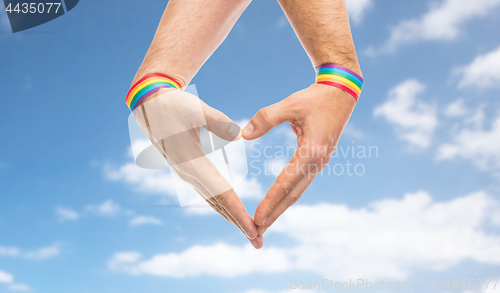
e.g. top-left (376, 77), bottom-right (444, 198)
top-left (1, 0), bottom-right (500, 292)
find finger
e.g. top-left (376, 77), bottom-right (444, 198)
top-left (190, 184), bottom-right (232, 223)
top-left (208, 191), bottom-right (263, 249)
top-left (253, 153), bottom-right (311, 226)
top-left (258, 145), bottom-right (335, 235)
top-left (202, 103), bottom-right (241, 141)
top-left (178, 165), bottom-right (261, 247)
top-left (250, 235), bottom-right (264, 249)
top-left (174, 160), bottom-right (258, 240)
top-left (160, 136), bottom-right (257, 243)
top-left (257, 169), bottom-right (316, 235)
top-left (242, 100), bottom-right (296, 140)
top-left (158, 142), bottom-right (234, 225)
top-left (211, 189), bottom-right (259, 240)
top-left (176, 152), bottom-right (259, 240)
top-left (254, 142), bottom-right (328, 226)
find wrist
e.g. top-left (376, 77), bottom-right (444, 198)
top-left (132, 49), bottom-right (189, 89)
top-left (311, 51), bottom-right (362, 79)
top-left (132, 65), bottom-right (188, 90)
top-left (314, 63), bottom-right (364, 102)
top-left (310, 83), bottom-right (357, 109)
top-left (126, 73), bottom-right (182, 111)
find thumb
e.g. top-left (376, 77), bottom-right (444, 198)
top-left (243, 100), bottom-right (292, 140)
top-left (202, 103), bottom-right (242, 142)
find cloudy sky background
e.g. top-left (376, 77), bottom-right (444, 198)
top-left (1, 0), bottom-right (500, 292)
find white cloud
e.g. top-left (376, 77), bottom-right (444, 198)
top-left (55, 207), bottom-right (79, 221)
top-left (455, 46), bottom-right (500, 89)
top-left (0, 247), bottom-right (20, 257)
top-left (368, 0), bottom-right (500, 54)
top-left (108, 251), bottom-right (141, 269)
top-left (444, 99), bottom-right (469, 117)
top-left (23, 244), bottom-right (60, 260)
top-left (86, 200), bottom-right (122, 217)
top-left (105, 163), bottom-right (177, 197)
top-left (374, 79), bottom-right (438, 148)
top-left (0, 271), bottom-right (13, 283)
top-left (234, 177), bottom-right (263, 199)
top-left (0, 272), bottom-right (31, 293)
top-left (107, 252), bottom-right (142, 271)
top-left (106, 160), bottom-right (263, 202)
top-left (107, 243), bottom-right (291, 277)
top-left (346, 0), bottom-right (373, 24)
top-left (129, 139), bottom-right (153, 160)
top-left (437, 114), bottom-right (500, 170)
top-left (343, 123), bottom-right (365, 139)
top-left (8, 283), bottom-right (31, 292)
top-left (108, 190), bottom-right (500, 280)
top-left (273, 125), bottom-right (296, 146)
top-left (129, 216), bottom-right (163, 227)
top-left (0, 244), bottom-right (59, 260)
top-left (266, 158), bottom-right (287, 177)
top-left (183, 202), bottom-right (217, 216)
top-left (277, 191), bottom-right (500, 279)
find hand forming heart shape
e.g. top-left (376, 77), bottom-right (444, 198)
top-left (133, 83), bottom-right (356, 249)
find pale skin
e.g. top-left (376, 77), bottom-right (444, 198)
top-left (242, 0), bottom-right (362, 236)
top-left (131, 0), bottom-right (361, 248)
top-left (131, 0), bottom-right (252, 88)
top-left (131, 0), bottom-right (263, 249)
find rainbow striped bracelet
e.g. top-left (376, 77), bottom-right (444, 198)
top-left (315, 64), bottom-right (364, 101)
top-left (126, 73), bottom-right (181, 111)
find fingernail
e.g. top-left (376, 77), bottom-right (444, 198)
top-left (250, 238), bottom-right (259, 249)
top-left (261, 216), bottom-right (268, 226)
top-left (245, 229), bottom-right (256, 240)
top-left (261, 226), bottom-right (268, 235)
top-left (228, 123), bottom-right (240, 140)
top-left (242, 122), bottom-right (254, 137)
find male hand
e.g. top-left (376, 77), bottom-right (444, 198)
top-left (242, 84), bottom-right (357, 235)
top-left (134, 88), bottom-right (263, 248)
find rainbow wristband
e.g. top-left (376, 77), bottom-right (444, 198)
top-left (315, 64), bottom-right (364, 101)
top-left (126, 73), bottom-right (181, 111)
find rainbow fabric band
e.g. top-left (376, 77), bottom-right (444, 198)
top-left (126, 74), bottom-right (181, 111)
top-left (315, 64), bottom-right (364, 101)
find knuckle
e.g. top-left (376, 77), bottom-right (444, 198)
top-left (257, 107), bottom-right (273, 126)
top-left (264, 216), bottom-right (277, 228)
top-left (308, 152), bottom-right (324, 165)
top-left (213, 192), bottom-right (229, 209)
top-left (321, 156), bottom-right (332, 168)
top-left (289, 192), bottom-right (302, 203)
top-left (277, 181), bottom-right (294, 196)
top-left (261, 196), bottom-right (278, 213)
top-left (308, 145), bottom-right (329, 165)
top-left (316, 145), bottom-right (329, 159)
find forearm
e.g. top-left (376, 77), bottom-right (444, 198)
top-left (277, 0), bottom-right (361, 76)
top-left (132, 0), bottom-right (251, 88)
